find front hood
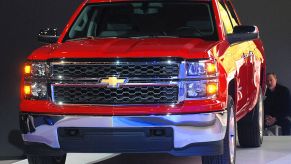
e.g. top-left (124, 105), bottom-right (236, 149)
top-left (29, 38), bottom-right (218, 60)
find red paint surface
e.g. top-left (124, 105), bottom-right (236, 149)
top-left (28, 38), bottom-right (216, 60)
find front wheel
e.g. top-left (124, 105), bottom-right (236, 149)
top-left (27, 154), bottom-right (66, 164)
top-left (238, 88), bottom-right (264, 147)
top-left (202, 96), bottom-right (236, 164)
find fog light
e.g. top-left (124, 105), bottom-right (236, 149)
top-left (31, 82), bottom-right (47, 98)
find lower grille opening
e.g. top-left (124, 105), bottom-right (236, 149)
top-left (58, 127), bottom-right (174, 152)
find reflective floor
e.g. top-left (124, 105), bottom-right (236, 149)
top-left (13, 136), bottom-right (291, 164)
top-left (0, 161), bottom-right (18, 164)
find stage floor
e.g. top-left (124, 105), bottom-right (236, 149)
top-left (14, 136), bottom-right (291, 164)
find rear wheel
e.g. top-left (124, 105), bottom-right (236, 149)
top-left (27, 154), bottom-right (66, 164)
top-left (238, 89), bottom-right (264, 147)
top-left (202, 96), bottom-right (236, 164)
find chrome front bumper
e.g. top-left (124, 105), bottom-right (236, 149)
top-left (21, 111), bottom-right (227, 150)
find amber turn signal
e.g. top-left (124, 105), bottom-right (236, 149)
top-left (206, 63), bottom-right (217, 75)
top-left (24, 85), bottom-right (31, 95)
top-left (24, 65), bottom-right (31, 74)
top-left (206, 83), bottom-right (218, 95)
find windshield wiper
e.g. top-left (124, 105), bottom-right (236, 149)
top-left (67, 36), bottom-right (123, 41)
top-left (67, 36), bottom-right (95, 41)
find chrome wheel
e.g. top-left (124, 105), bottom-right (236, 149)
top-left (201, 96), bottom-right (236, 164)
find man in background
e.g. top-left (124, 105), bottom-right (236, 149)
top-left (264, 73), bottom-right (291, 135)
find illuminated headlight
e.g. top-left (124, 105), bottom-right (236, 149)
top-left (31, 82), bottom-right (47, 98)
top-left (186, 81), bottom-right (206, 98)
top-left (24, 62), bottom-right (49, 77)
top-left (24, 82), bottom-right (47, 99)
top-left (186, 61), bottom-right (217, 76)
top-left (186, 81), bottom-right (218, 98)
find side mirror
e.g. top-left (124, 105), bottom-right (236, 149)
top-left (37, 28), bottom-right (59, 43)
top-left (227, 25), bottom-right (259, 44)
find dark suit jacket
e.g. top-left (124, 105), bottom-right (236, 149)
top-left (264, 84), bottom-right (291, 122)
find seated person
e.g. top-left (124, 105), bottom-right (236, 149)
top-left (264, 73), bottom-right (291, 135)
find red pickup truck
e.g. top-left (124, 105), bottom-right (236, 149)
top-left (20, 0), bottom-right (266, 164)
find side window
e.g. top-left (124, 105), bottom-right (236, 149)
top-left (225, 1), bottom-right (240, 26)
top-left (69, 6), bottom-right (97, 39)
top-left (218, 3), bottom-right (233, 34)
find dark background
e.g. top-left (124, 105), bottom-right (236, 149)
top-left (0, 0), bottom-right (290, 159)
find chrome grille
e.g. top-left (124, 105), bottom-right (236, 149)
top-left (52, 85), bottom-right (178, 105)
top-left (51, 63), bottom-right (179, 78)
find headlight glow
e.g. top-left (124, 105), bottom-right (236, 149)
top-left (24, 65), bottom-right (31, 74)
top-left (31, 63), bottom-right (48, 77)
top-left (186, 81), bottom-right (206, 98)
top-left (206, 63), bottom-right (217, 74)
top-left (206, 83), bottom-right (218, 96)
top-left (187, 62), bottom-right (206, 76)
top-left (24, 85), bottom-right (31, 95)
top-left (31, 82), bottom-right (47, 98)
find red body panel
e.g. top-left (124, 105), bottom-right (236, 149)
top-left (20, 99), bottom-right (225, 116)
top-left (28, 38), bottom-right (216, 60)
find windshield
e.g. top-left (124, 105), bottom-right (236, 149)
top-left (65, 2), bottom-right (218, 41)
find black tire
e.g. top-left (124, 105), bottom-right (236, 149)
top-left (202, 96), bottom-right (236, 164)
top-left (237, 89), bottom-right (264, 147)
top-left (27, 154), bottom-right (66, 164)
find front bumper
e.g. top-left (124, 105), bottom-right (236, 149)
top-left (20, 111), bottom-right (227, 156)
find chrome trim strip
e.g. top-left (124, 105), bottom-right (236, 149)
top-left (50, 61), bottom-right (181, 65)
top-left (50, 61), bottom-right (180, 79)
top-left (49, 76), bottom-right (219, 81)
top-left (51, 85), bottom-right (56, 103)
top-left (52, 82), bottom-right (178, 87)
top-left (52, 102), bottom-right (181, 107)
top-left (179, 61), bottom-right (187, 79)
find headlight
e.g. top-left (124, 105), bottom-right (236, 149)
top-left (24, 62), bottom-right (49, 77)
top-left (31, 82), bottom-right (47, 98)
top-left (186, 81), bottom-right (206, 98)
top-left (185, 60), bottom-right (218, 99)
top-left (186, 60), bottom-right (217, 76)
top-left (24, 82), bottom-right (48, 99)
top-left (186, 81), bottom-right (218, 98)
top-left (23, 61), bottom-right (48, 100)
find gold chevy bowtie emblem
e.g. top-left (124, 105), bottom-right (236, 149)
top-left (101, 77), bottom-right (127, 88)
